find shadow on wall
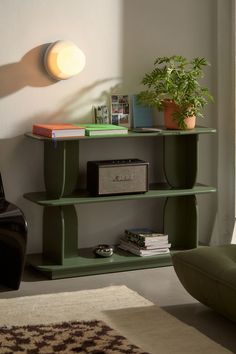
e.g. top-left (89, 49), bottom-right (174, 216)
top-left (0, 135), bottom-right (44, 198)
top-left (0, 44), bottom-right (56, 98)
top-left (25, 80), bottom-right (122, 126)
top-left (0, 41), bottom-right (122, 133)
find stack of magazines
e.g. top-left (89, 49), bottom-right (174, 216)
top-left (118, 228), bottom-right (171, 257)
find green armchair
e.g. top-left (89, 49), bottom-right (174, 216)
top-left (172, 245), bottom-right (236, 322)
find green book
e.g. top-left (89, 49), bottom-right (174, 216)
top-left (77, 124), bottom-right (128, 136)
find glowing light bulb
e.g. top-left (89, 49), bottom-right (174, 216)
top-left (44, 40), bottom-right (86, 80)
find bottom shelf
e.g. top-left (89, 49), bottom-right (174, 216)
top-left (27, 247), bottom-right (176, 279)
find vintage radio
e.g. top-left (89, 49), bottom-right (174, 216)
top-left (87, 159), bottom-right (149, 196)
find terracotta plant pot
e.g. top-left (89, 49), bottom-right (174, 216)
top-left (163, 101), bottom-right (196, 130)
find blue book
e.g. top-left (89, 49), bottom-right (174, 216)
top-left (132, 95), bottom-right (154, 128)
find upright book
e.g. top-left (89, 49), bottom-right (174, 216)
top-left (131, 95), bottom-right (154, 128)
top-left (78, 124), bottom-right (128, 136)
top-left (33, 124), bottom-right (85, 138)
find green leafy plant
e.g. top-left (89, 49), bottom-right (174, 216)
top-left (137, 55), bottom-right (213, 129)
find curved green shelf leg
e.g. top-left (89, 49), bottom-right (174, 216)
top-left (43, 205), bottom-right (78, 265)
top-left (164, 195), bottom-right (198, 250)
top-left (164, 135), bottom-right (198, 188)
top-left (44, 140), bottom-right (79, 198)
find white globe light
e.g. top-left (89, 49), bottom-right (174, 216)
top-left (44, 40), bottom-right (86, 80)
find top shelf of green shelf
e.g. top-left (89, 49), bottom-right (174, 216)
top-left (25, 126), bottom-right (216, 141)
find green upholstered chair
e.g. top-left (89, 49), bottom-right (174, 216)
top-left (172, 245), bottom-right (236, 322)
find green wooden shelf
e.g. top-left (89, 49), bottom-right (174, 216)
top-left (27, 247), bottom-right (177, 279)
top-left (24, 183), bottom-right (216, 206)
top-left (25, 126), bottom-right (216, 141)
top-left (24, 126), bottom-right (216, 279)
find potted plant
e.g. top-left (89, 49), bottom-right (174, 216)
top-left (137, 55), bottom-right (213, 129)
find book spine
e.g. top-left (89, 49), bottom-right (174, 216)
top-left (33, 126), bottom-right (52, 138)
top-left (122, 236), bottom-right (150, 248)
top-left (120, 239), bottom-right (171, 250)
top-left (122, 237), bottom-right (169, 249)
top-left (118, 244), bottom-right (170, 256)
top-left (124, 232), bottom-right (168, 245)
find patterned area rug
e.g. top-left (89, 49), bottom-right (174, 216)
top-left (0, 286), bottom-right (233, 354)
top-left (0, 319), bottom-right (149, 354)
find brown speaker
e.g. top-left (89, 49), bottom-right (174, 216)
top-left (87, 159), bottom-right (149, 196)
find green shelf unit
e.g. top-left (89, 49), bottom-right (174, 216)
top-left (24, 126), bottom-right (216, 279)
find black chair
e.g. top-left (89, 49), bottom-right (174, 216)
top-left (0, 174), bottom-right (27, 290)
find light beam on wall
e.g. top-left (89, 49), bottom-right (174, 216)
top-left (44, 40), bottom-right (86, 80)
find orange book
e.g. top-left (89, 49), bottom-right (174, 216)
top-left (32, 124), bottom-right (85, 138)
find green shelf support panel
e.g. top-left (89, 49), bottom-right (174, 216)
top-left (44, 140), bottom-right (79, 198)
top-left (164, 135), bottom-right (198, 188)
top-left (27, 248), bottom-right (173, 279)
top-left (164, 195), bottom-right (198, 250)
top-left (43, 205), bottom-right (78, 265)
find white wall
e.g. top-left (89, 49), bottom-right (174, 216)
top-left (0, 0), bottom-right (232, 253)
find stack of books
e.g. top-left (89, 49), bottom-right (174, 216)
top-left (118, 228), bottom-right (171, 257)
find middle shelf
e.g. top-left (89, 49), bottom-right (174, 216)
top-left (24, 183), bottom-right (216, 206)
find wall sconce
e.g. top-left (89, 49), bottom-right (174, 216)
top-left (44, 40), bottom-right (86, 80)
